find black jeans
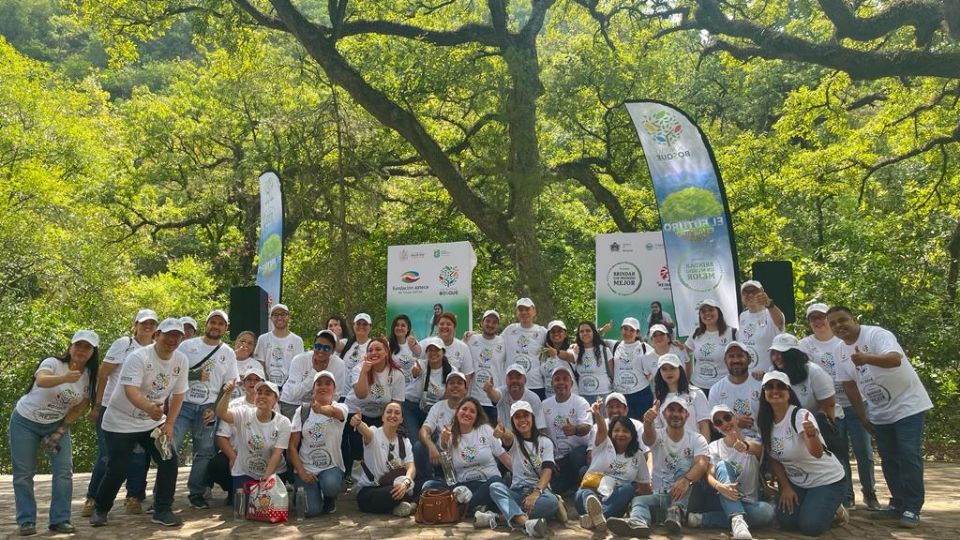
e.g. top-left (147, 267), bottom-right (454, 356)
top-left (95, 429), bottom-right (178, 513)
top-left (206, 452), bottom-right (232, 494)
top-left (356, 485), bottom-right (413, 514)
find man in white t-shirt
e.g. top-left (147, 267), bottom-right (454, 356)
top-left (484, 364), bottom-right (546, 429)
top-left (92, 318), bottom-right (189, 528)
top-left (467, 309), bottom-right (506, 422)
top-left (501, 298), bottom-right (548, 399)
top-left (254, 303), bottom-right (305, 388)
top-left (173, 309), bottom-right (238, 509)
top-left (828, 306), bottom-right (932, 527)
top-left (541, 365), bottom-right (592, 494)
top-left (737, 280), bottom-right (785, 379)
top-left (708, 341), bottom-right (762, 440)
top-left (280, 330), bottom-right (346, 418)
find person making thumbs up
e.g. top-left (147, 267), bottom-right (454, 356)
top-left (541, 365), bottom-right (592, 494)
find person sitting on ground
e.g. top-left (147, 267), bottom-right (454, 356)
top-left (350, 402), bottom-right (417, 516)
top-left (585, 392), bottom-right (647, 465)
top-left (414, 371), bottom-right (468, 485)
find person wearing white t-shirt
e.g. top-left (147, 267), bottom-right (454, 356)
top-left (585, 392), bottom-right (649, 460)
top-left (289, 371), bottom-right (348, 517)
top-left (230, 330), bottom-right (260, 399)
top-left (11, 330), bottom-right (99, 536)
top-left (615, 397), bottom-right (709, 536)
top-left (92, 319), bottom-right (190, 528)
top-left (653, 354), bottom-right (711, 441)
top-left (434, 311), bottom-right (475, 383)
top-left (686, 405), bottom-right (774, 540)
top-left (340, 312), bottom-right (373, 373)
top-left (478, 401), bottom-right (557, 537)
top-left (801, 303), bottom-right (878, 510)
top-left (502, 298), bottom-right (548, 398)
top-left (254, 303), bottom-right (305, 387)
top-left (206, 364), bottom-right (265, 503)
top-left (644, 323), bottom-right (688, 393)
top-left (216, 379), bottom-right (291, 490)
top-left (737, 281), bottom-right (785, 379)
top-left (829, 306), bottom-right (932, 527)
top-left (174, 309), bottom-right (238, 509)
top-left (485, 364), bottom-right (547, 429)
top-left (684, 298), bottom-right (737, 393)
top-left (467, 310), bottom-right (506, 422)
top-left (84, 309), bottom-right (157, 516)
top-left (402, 337), bottom-right (453, 439)
top-left (389, 314), bottom-right (423, 418)
top-left (539, 320), bottom-right (576, 400)
top-left (606, 317), bottom-right (655, 420)
top-left (350, 402), bottom-right (417, 516)
top-left (758, 371), bottom-right (847, 536)
top-left (279, 330), bottom-right (346, 418)
top-left (569, 321), bottom-right (612, 403)
top-left (708, 342), bottom-right (762, 441)
top-left (540, 366), bottom-right (592, 494)
top-left (415, 371), bottom-right (468, 484)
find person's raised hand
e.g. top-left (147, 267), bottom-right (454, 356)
top-left (643, 400), bottom-right (661, 424)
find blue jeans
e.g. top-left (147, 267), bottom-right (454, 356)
top-left (575, 484), bottom-right (636, 518)
top-left (9, 411), bottom-right (73, 527)
top-left (551, 445), bottom-right (588, 494)
top-left (698, 461), bottom-right (775, 529)
top-left (874, 410), bottom-right (926, 513)
top-left (842, 406), bottom-right (876, 499)
top-left (422, 476), bottom-right (501, 512)
top-left (488, 482), bottom-right (559, 524)
top-left (295, 468), bottom-right (343, 516)
top-left (401, 400), bottom-right (427, 446)
top-left (173, 401), bottom-right (218, 498)
top-left (624, 387), bottom-right (653, 422)
top-left (86, 405), bottom-right (148, 499)
top-left (776, 478), bottom-right (846, 536)
top-left (483, 405), bottom-right (498, 425)
top-left (412, 440), bottom-right (441, 484)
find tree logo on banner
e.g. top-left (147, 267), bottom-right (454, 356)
top-left (642, 111), bottom-right (683, 146)
top-left (439, 265), bottom-right (460, 287)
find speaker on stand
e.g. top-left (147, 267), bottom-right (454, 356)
top-left (229, 286), bottom-right (269, 340)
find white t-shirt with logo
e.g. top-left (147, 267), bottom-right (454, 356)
top-left (799, 335), bottom-right (848, 408)
top-left (654, 388), bottom-right (710, 434)
top-left (280, 352), bottom-right (347, 405)
top-left (586, 435), bottom-right (651, 486)
top-left (610, 341), bottom-right (655, 395)
top-left (468, 334), bottom-right (505, 406)
top-left (178, 338), bottom-right (238, 405)
top-left (574, 345), bottom-right (612, 397)
top-left (685, 327), bottom-right (736, 389)
top-left (394, 343), bottom-right (419, 393)
top-left (448, 424), bottom-right (505, 483)
top-left (404, 359), bottom-right (447, 407)
top-left (738, 309), bottom-right (779, 373)
top-left (650, 428), bottom-right (709, 494)
top-left (786, 363), bottom-right (841, 419)
top-left (422, 400), bottom-right (458, 441)
top-left (292, 402), bottom-right (348, 474)
top-left (587, 417), bottom-right (648, 455)
top-left (101, 336), bottom-right (145, 406)
top-left (494, 386), bottom-right (546, 429)
top-left (707, 377), bottom-right (762, 440)
top-left (769, 406), bottom-right (844, 488)
top-left (541, 394), bottom-right (592, 458)
top-left (436, 337), bottom-right (475, 377)
top-left (540, 354), bottom-right (578, 399)
top-left (102, 345), bottom-right (189, 433)
top-left (356, 427), bottom-right (413, 489)
top-left (341, 338), bottom-right (370, 374)
top-left (231, 357), bottom-right (262, 399)
top-left (509, 435), bottom-right (555, 489)
top-left (835, 326), bottom-right (932, 424)
top-left (254, 332), bottom-right (304, 387)
top-left (344, 365), bottom-right (406, 418)
top-left (708, 437), bottom-right (761, 502)
top-left (502, 323), bottom-right (548, 389)
top-left (16, 358), bottom-right (91, 424)
top-left (230, 406), bottom-right (291, 478)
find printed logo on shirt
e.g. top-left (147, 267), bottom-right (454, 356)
top-left (151, 372), bottom-right (170, 394)
top-left (460, 445), bottom-right (479, 462)
top-left (248, 433), bottom-right (266, 452)
top-left (608, 459), bottom-right (628, 475)
top-left (306, 419), bottom-right (327, 443)
top-left (733, 398), bottom-right (753, 417)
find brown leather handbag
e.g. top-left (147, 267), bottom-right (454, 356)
top-left (414, 488), bottom-right (462, 524)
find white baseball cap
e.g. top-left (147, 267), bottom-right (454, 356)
top-left (134, 309), bottom-right (159, 324)
top-left (315, 329), bottom-right (338, 342)
top-left (761, 371), bottom-right (791, 388)
top-left (313, 370), bottom-right (337, 385)
top-left (71, 330), bottom-right (100, 348)
top-left (657, 353), bottom-right (682, 369)
top-left (550, 364), bottom-right (574, 379)
top-left (547, 320), bottom-right (567, 332)
top-left (255, 380), bottom-right (281, 397)
top-left (510, 400), bottom-right (534, 417)
top-left (506, 363), bottom-right (527, 377)
top-left (661, 396), bottom-right (690, 414)
top-left (353, 312), bottom-right (372, 324)
top-left (710, 404), bottom-right (734, 418)
top-left (445, 371), bottom-right (467, 383)
top-left (621, 317), bottom-right (640, 330)
top-left (740, 280), bottom-right (763, 292)
top-left (179, 316), bottom-right (198, 330)
top-left (241, 363), bottom-right (266, 380)
top-left (724, 341), bottom-right (750, 354)
top-left (769, 333), bottom-right (801, 352)
top-left (206, 309), bottom-right (230, 324)
top-left (515, 297), bottom-right (535, 308)
top-left (806, 303), bottom-right (830, 317)
top-left (157, 318), bottom-right (185, 334)
top-left (697, 298), bottom-right (720, 309)
top-left (605, 392), bottom-right (628, 406)
top-left (422, 337), bottom-right (445, 351)
top-left (482, 309), bottom-right (501, 321)
top-left (648, 324), bottom-right (669, 336)
top-left (269, 303), bottom-right (290, 316)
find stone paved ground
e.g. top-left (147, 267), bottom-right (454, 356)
top-left (2, 463), bottom-right (958, 539)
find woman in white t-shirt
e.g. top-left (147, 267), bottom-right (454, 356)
top-left (569, 321), bottom-right (612, 403)
top-left (478, 401), bottom-right (557, 538)
top-left (340, 313), bottom-right (373, 372)
top-left (575, 400), bottom-right (651, 530)
top-left (351, 401), bottom-right (416, 516)
top-left (539, 320), bottom-right (575, 399)
top-left (422, 397), bottom-right (511, 514)
top-left (216, 380), bottom-right (291, 491)
top-left (401, 337), bottom-right (450, 440)
top-left (230, 331), bottom-right (259, 399)
top-left (653, 354), bottom-right (711, 441)
top-left (11, 330), bottom-right (99, 535)
top-left (683, 299), bottom-right (736, 393)
top-left (289, 371), bottom-right (348, 517)
top-left (758, 371), bottom-right (846, 536)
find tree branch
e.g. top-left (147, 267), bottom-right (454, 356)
top-left (817, 0), bottom-right (944, 47)
top-left (553, 158), bottom-right (636, 232)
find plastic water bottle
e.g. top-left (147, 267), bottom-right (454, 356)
top-left (295, 487), bottom-right (306, 521)
top-left (233, 488), bottom-right (246, 521)
top-left (440, 450), bottom-right (457, 486)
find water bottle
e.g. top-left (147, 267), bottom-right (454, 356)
top-left (233, 488), bottom-right (246, 521)
top-left (295, 487), bottom-right (306, 521)
top-left (440, 450), bottom-right (457, 486)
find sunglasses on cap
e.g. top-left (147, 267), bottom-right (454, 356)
top-left (313, 343), bottom-right (333, 352)
top-left (712, 413), bottom-right (733, 426)
top-left (764, 381), bottom-right (789, 390)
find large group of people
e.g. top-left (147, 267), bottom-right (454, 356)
top-left (9, 281), bottom-right (933, 539)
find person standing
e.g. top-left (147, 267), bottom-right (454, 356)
top-left (737, 281), bottom-right (785, 379)
top-left (91, 318), bottom-right (189, 528)
top-left (467, 309), bottom-right (506, 422)
top-left (280, 330), bottom-right (347, 418)
top-left (608, 317), bottom-right (655, 420)
top-left (254, 303), bottom-right (304, 388)
top-left (828, 306), bottom-right (932, 527)
top-left (707, 342), bottom-right (762, 440)
top-left (341, 313), bottom-right (373, 373)
top-left (11, 330), bottom-right (99, 536)
top-left (684, 299), bottom-right (736, 392)
top-left (174, 309), bottom-right (238, 509)
top-left (501, 298), bottom-right (548, 399)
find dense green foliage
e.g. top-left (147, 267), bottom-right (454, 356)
top-left (1, 0), bottom-right (957, 472)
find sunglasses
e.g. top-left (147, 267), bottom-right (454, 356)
top-left (313, 343), bottom-right (333, 352)
top-left (712, 413), bottom-right (733, 426)
top-left (764, 381), bottom-right (789, 390)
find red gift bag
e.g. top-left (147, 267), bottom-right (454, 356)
top-left (243, 475), bottom-right (289, 523)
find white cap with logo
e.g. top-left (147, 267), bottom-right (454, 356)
top-left (71, 330), bottom-right (100, 348)
top-left (515, 298), bottom-right (535, 308)
top-left (157, 318), bottom-right (185, 334)
top-left (134, 309), bottom-right (159, 324)
top-left (621, 317), bottom-right (640, 331)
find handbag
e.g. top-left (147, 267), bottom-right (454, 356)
top-left (361, 436), bottom-right (408, 486)
top-left (243, 475), bottom-right (289, 523)
top-left (414, 488), bottom-right (462, 524)
top-left (580, 471), bottom-right (603, 490)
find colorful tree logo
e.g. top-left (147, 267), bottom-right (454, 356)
top-left (642, 110), bottom-right (683, 146)
top-left (438, 265), bottom-right (459, 287)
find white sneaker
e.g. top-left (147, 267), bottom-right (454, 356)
top-left (687, 512), bottom-right (703, 528)
top-left (453, 485), bottom-right (473, 504)
top-left (475, 510), bottom-right (498, 529)
top-left (833, 504), bottom-right (849, 527)
top-left (731, 514), bottom-right (752, 540)
top-left (585, 494), bottom-right (606, 530)
top-left (393, 501), bottom-right (416, 517)
top-left (579, 514), bottom-right (593, 529)
top-left (524, 518), bottom-right (549, 538)
top-left (555, 494), bottom-right (568, 522)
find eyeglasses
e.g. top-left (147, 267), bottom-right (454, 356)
top-left (271, 312), bottom-right (290, 318)
top-left (313, 343), bottom-right (333, 352)
top-left (764, 381), bottom-right (789, 391)
top-left (387, 442), bottom-right (396, 462)
top-left (712, 413), bottom-right (733, 426)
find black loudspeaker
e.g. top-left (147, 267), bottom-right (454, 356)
top-left (751, 261), bottom-right (796, 324)
top-left (229, 286), bottom-right (269, 340)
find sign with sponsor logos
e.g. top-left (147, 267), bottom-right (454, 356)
top-left (386, 241), bottom-right (476, 339)
top-left (625, 101), bottom-right (741, 336)
top-left (596, 232), bottom-right (676, 339)
top-left (256, 171), bottom-right (284, 322)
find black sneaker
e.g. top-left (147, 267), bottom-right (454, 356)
top-left (188, 495), bottom-right (210, 509)
top-left (89, 510), bottom-right (108, 527)
top-left (864, 491), bottom-right (882, 511)
top-left (151, 510), bottom-right (183, 527)
top-left (18, 522), bottom-right (36, 536)
top-left (322, 498), bottom-right (337, 515)
top-left (49, 521), bottom-right (76, 534)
